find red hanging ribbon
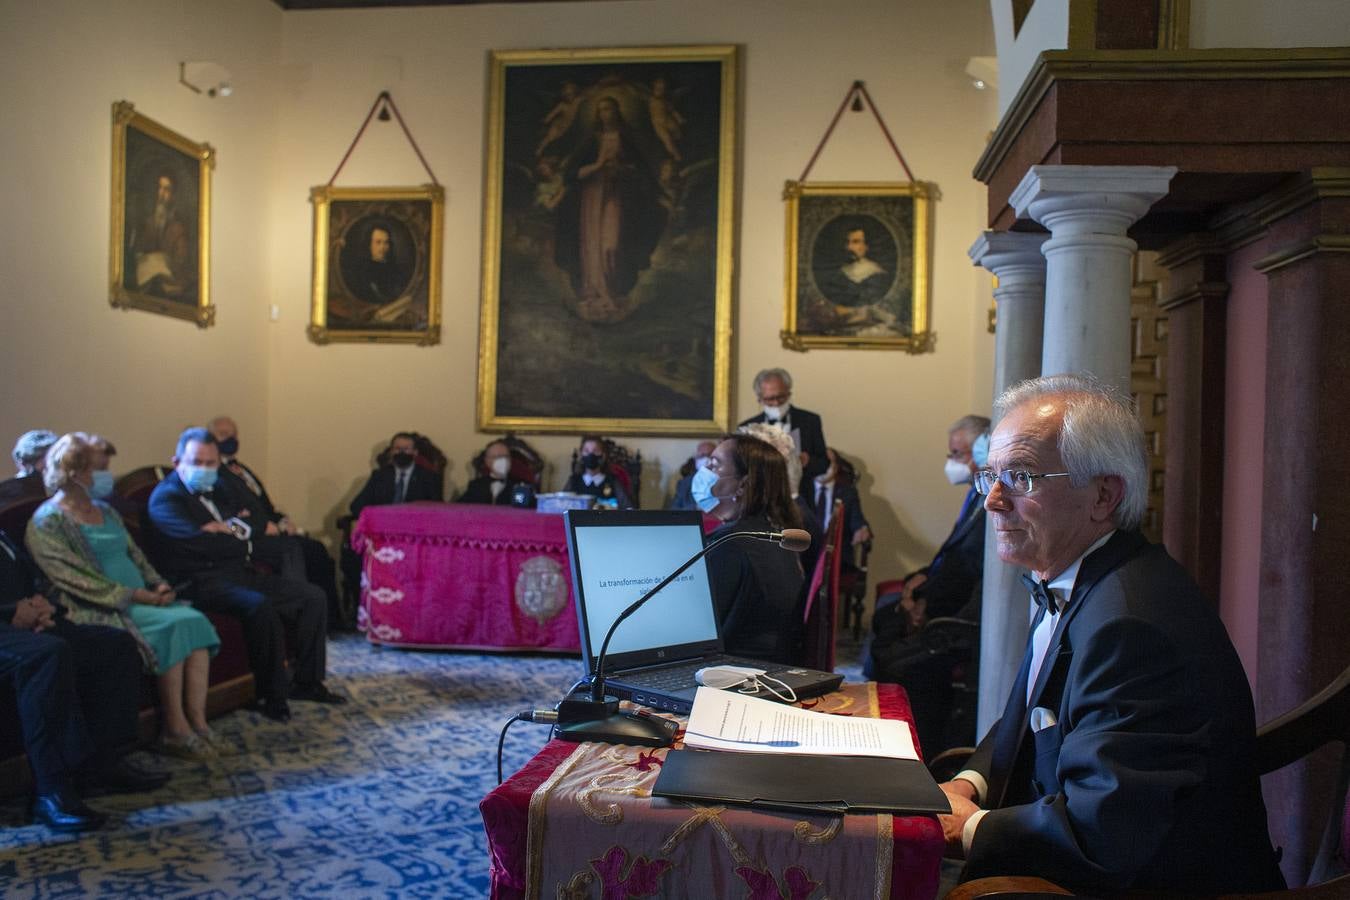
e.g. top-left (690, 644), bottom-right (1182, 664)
top-left (797, 80), bottom-right (914, 184)
top-left (328, 91), bottom-right (440, 187)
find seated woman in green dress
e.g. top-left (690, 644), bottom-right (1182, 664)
top-left (27, 433), bottom-right (222, 761)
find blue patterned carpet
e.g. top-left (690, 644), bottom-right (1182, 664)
top-left (0, 636), bottom-right (587, 899)
top-left (0, 636), bottom-right (867, 899)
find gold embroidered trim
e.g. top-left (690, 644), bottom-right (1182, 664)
top-left (793, 817), bottom-right (842, 844)
top-left (526, 744), bottom-right (589, 900)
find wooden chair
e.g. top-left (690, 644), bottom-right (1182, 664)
top-left (800, 498), bottom-right (845, 671)
top-left (944, 661), bottom-right (1350, 898)
top-left (112, 464), bottom-right (171, 541)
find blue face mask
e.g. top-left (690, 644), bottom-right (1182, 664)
top-left (181, 465), bottom-right (218, 494)
top-left (971, 432), bottom-right (990, 468)
top-left (89, 470), bottom-right (116, 500)
top-left (689, 465), bottom-right (720, 513)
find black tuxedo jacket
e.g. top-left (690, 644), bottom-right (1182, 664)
top-left (145, 471), bottom-right (255, 579)
top-left (0, 529), bottom-right (52, 621)
top-left (737, 405), bottom-right (828, 482)
top-left (349, 465), bottom-right (442, 517)
top-left (912, 490), bottom-right (985, 620)
top-left (457, 476), bottom-right (526, 506)
top-left (962, 530), bottom-right (1283, 894)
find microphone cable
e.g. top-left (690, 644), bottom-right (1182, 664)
top-left (496, 684), bottom-right (584, 783)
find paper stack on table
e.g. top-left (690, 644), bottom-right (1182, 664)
top-left (683, 685), bottom-right (918, 760)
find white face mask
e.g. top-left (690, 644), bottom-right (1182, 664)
top-left (815, 467), bottom-right (835, 486)
top-left (944, 458), bottom-right (972, 486)
top-left (693, 455), bottom-right (710, 471)
top-left (762, 403), bottom-right (787, 422)
top-left (489, 456), bottom-right (511, 479)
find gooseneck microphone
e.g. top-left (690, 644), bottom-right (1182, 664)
top-left (556, 528), bottom-right (810, 748)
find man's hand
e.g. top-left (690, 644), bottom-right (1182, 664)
top-left (851, 525), bottom-right (872, 545)
top-left (153, 582), bottom-right (177, 604)
top-left (938, 785), bottom-right (982, 858)
top-left (201, 521), bottom-right (232, 534)
top-left (132, 587), bottom-right (171, 607)
top-left (12, 595), bottom-right (57, 632)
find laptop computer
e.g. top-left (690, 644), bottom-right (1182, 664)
top-left (563, 509), bottom-right (843, 714)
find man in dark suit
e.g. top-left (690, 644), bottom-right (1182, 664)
top-left (737, 368), bottom-right (828, 493)
top-left (349, 432), bottom-right (443, 515)
top-left (939, 375), bottom-right (1283, 894)
top-left (147, 428), bottom-right (340, 722)
top-left (867, 415), bottom-right (988, 754)
top-left (2, 530), bottom-right (167, 832)
top-left (207, 416), bottom-right (344, 631)
top-left (457, 439), bottom-right (528, 506)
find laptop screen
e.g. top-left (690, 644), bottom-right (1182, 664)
top-left (565, 510), bottom-right (722, 670)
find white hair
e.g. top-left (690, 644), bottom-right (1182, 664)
top-left (994, 373), bottom-right (1148, 530)
top-left (752, 368), bottom-right (793, 394)
top-left (948, 414), bottom-right (991, 442)
top-left (737, 422), bottom-right (802, 492)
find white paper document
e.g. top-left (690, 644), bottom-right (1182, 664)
top-left (683, 686), bottom-right (918, 760)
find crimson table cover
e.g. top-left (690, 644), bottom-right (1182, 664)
top-left (352, 503), bottom-right (580, 651)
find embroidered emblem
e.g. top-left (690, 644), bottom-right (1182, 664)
top-left (515, 556), bottom-right (567, 623)
top-left (736, 865), bottom-right (820, 900)
top-left (369, 545), bottom-right (405, 564)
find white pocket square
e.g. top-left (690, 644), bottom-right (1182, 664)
top-left (1030, 706), bottom-right (1058, 733)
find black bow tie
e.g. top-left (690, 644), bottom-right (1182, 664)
top-left (1020, 574), bottom-right (1057, 613)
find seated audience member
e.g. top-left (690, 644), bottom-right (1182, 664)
top-left (2, 528), bottom-right (168, 832)
top-left (939, 375), bottom-right (1283, 894)
top-left (147, 428), bottom-right (340, 723)
top-left (457, 439), bottom-right (527, 506)
top-left (698, 434), bottom-right (804, 664)
top-left (349, 432), bottom-right (444, 515)
top-left (811, 447), bottom-right (872, 561)
top-left (738, 422), bottom-right (821, 577)
top-left (207, 416), bottom-right (344, 631)
top-left (28, 433), bottom-right (223, 761)
top-left (11, 429), bottom-right (57, 478)
top-left (867, 414), bottom-right (988, 753)
top-left (666, 440), bottom-right (716, 511)
top-left (562, 436), bottom-right (632, 508)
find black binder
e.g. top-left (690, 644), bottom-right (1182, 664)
top-left (652, 749), bottom-right (951, 816)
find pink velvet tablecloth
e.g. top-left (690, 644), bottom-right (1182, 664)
top-left (480, 682), bottom-right (945, 900)
top-left (351, 503), bottom-right (580, 651)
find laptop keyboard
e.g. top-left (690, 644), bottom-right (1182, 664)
top-left (622, 656), bottom-right (774, 690)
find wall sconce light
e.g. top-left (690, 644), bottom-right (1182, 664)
top-left (180, 61), bottom-right (233, 98)
top-left (965, 56), bottom-right (998, 93)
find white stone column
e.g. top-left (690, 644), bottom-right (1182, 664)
top-left (968, 231), bottom-right (1048, 737)
top-left (1010, 166), bottom-right (1177, 393)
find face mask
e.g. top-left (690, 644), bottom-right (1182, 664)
top-left (944, 458), bottom-right (972, 486)
top-left (181, 465), bottom-right (218, 494)
top-left (90, 470), bottom-right (116, 500)
top-left (971, 432), bottom-right (990, 468)
top-left (490, 456), bottom-right (511, 479)
top-left (689, 465), bottom-right (720, 513)
top-left (392, 452), bottom-right (415, 468)
top-left (693, 455), bottom-right (710, 471)
top-left (762, 403), bottom-right (787, 422)
top-left (580, 452), bottom-right (602, 470)
top-left (216, 436), bottom-right (239, 457)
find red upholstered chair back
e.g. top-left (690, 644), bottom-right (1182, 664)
top-left (800, 498), bottom-right (845, 671)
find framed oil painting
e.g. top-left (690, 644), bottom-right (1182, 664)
top-left (308, 185), bottom-right (444, 345)
top-left (479, 45), bottom-right (738, 435)
top-left (781, 181), bottom-right (935, 352)
top-left (109, 101), bottom-right (214, 327)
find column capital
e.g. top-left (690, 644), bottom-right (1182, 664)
top-left (1011, 165), bottom-right (1177, 236)
top-left (968, 231), bottom-right (1049, 275)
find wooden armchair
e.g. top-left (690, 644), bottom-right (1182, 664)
top-left (801, 498), bottom-right (845, 671)
top-left (944, 661), bottom-right (1350, 899)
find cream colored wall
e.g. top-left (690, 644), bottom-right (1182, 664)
top-left (0, 0), bottom-right (282, 475)
top-left (1191, 0), bottom-right (1350, 48)
top-left (0, 0), bottom-right (998, 584)
top-left (262, 0), bottom-right (998, 581)
top-left (989, 0), bottom-right (1069, 118)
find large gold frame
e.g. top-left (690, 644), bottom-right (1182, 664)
top-left (782, 181), bottom-right (934, 352)
top-left (478, 45), bottom-right (738, 436)
top-left (308, 184), bottom-right (444, 345)
top-left (108, 101), bottom-right (215, 327)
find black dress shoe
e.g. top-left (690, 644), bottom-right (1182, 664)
top-left (259, 697), bottom-right (292, 722)
top-left (290, 682), bottom-right (348, 705)
top-left (79, 758), bottom-right (171, 795)
top-left (31, 790), bottom-right (108, 833)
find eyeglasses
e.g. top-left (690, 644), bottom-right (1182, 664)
top-left (973, 469), bottom-right (1071, 496)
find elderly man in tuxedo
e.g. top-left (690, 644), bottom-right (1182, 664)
top-left (939, 374), bottom-right (1283, 894)
top-left (147, 428), bottom-right (340, 722)
top-left (737, 368), bottom-right (828, 493)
